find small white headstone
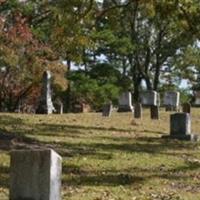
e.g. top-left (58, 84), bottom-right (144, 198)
top-left (141, 90), bottom-right (158, 106)
top-left (163, 91), bottom-right (180, 107)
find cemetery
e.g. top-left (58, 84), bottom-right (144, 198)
top-left (1, 105), bottom-right (200, 199)
top-left (1, 0), bottom-right (200, 200)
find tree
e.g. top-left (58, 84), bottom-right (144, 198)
top-left (0, 0), bottom-right (67, 112)
top-left (94, 0), bottom-right (200, 101)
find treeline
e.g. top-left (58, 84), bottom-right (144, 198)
top-left (0, 0), bottom-right (200, 112)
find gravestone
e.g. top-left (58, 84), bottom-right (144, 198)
top-left (141, 90), bottom-right (158, 106)
top-left (134, 103), bottom-right (142, 119)
top-left (164, 91), bottom-right (180, 111)
top-left (54, 99), bottom-right (64, 114)
top-left (102, 102), bottom-right (112, 117)
top-left (36, 71), bottom-right (55, 114)
top-left (118, 92), bottom-right (133, 112)
top-left (150, 105), bottom-right (159, 120)
top-left (182, 102), bottom-right (191, 114)
top-left (10, 149), bottom-right (62, 200)
top-left (162, 113), bottom-right (199, 141)
top-left (194, 91), bottom-right (200, 106)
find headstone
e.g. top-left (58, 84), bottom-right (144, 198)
top-left (164, 91), bottom-right (180, 111)
top-left (162, 113), bottom-right (199, 141)
top-left (10, 149), bottom-right (62, 200)
top-left (150, 105), bottom-right (159, 120)
top-left (59, 102), bottom-right (63, 114)
top-left (118, 92), bottom-right (133, 112)
top-left (102, 102), bottom-right (112, 117)
top-left (54, 99), bottom-right (64, 114)
top-left (194, 91), bottom-right (200, 105)
top-left (134, 103), bottom-right (142, 119)
top-left (141, 90), bottom-right (158, 106)
top-left (182, 102), bottom-right (191, 114)
top-left (36, 71), bottom-right (55, 114)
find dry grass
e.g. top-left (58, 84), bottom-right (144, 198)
top-left (0, 108), bottom-right (200, 199)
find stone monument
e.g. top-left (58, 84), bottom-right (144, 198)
top-left (102, 102), bottom-right (112, 117)
top-left (162, 113), bottom-right (199, 141)
top-left (194, 91), bottom-right (200, 106)
top-left (36, 71), bottom-right (55, 114)
top-left (134, 103), bottom-right (142, 119)
top-left (150, 105), bottom-right (159, 120)
top-left (141, 90), bottom-right (158, 106)
top-left (163, 91), bottom-right (180, 111)
top-left (118, 92), bottom-right (133, 112)
top-left (182, 102), bottom-right (191, 114)
top-left (54, 99), bottom-right (64, 114)
top-left (10, 149), bottom-right (62, 200)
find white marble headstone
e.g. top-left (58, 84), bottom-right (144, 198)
top-left (141, 90), bottom-right (158, 106)
top-left (118, 92), bottom-right (133, 112)
top-left (164, 91), bottom-right (180, 107)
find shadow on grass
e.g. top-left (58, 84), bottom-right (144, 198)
top-left (62, 160), bottom-right (200, 187)
top-left (63, 170), bottom-right (144, 186)
top-left (0, 127), bottom-right (42, 151)
top-left (48, 138), bottom-right (199, 158)
top-left (34, 123), bottom-right (135, 135)
top-left (143, 129), bottom-right (167, 135)
top-left (0, 114), bottom-right (23, 126)
top-left (0, 165), bottom-right (9, 188)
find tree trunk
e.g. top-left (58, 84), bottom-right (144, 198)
top-left (144, 76), bottom-right (153, 90)
top-left (153, 63), bottom-right (160, 91)
top-left (66, 60), bottom-right (71, 112)
top-left (133, 77), bottom-right (141, 102)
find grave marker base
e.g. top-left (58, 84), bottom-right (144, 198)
top-left (162, 134), bottom-right (199, 141)
top-left (117, 105), bottom-right (133, 112)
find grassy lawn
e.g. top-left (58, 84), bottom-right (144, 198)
top-left (0, 108), bottom-right (200, 200)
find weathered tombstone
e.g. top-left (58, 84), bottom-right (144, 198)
top-left (118, 91), bottom-right (133, 112)
top-left (194, 91), bottom-right (200, 106)
top-left (182, 102), bottom-right (191, 114)
top-left (162, 113), bottom-right (199, 141)
top-left (36, 71), bottom-right (55, 114)
top-left (10, 149), bottom-right (62, 200)
top-left (54, 99), bottom-right (64, 114)
top-left (164, 91), bottom-right (180, 111)
top-left (141, 90), bottom-right (158, 106)
top-left (134, 103), bottom-right (142, 119)
top-left (150, 105), bottom-right (159, 120)
top-left (102, 102), bottom-right (112, 117)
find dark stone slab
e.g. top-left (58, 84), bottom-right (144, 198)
top-left (182, 102), bottom-right (191, 114)
top-left (134, 103), bottom-right (142, 119)
top-left (162, 113), bottom-right (199, 141)
top-left (102, 103), bottom-right (112, 117)
top-left (162, 134), bottom-right (199, 141)
top-left (150, 105), bottom-right (159, 120)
